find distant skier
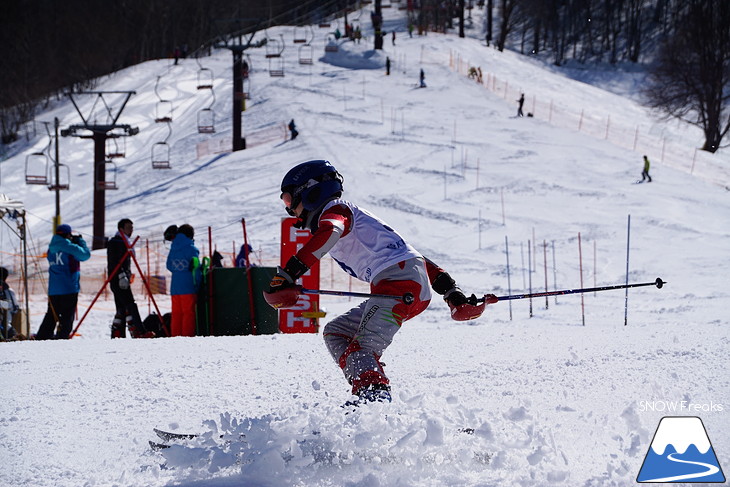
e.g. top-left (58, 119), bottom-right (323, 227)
top-left (288, 119), bottom-right (299, 140)
top-left (517, 93), bottom-right (525, 117)
top-left (386, 57), bottom-right (391, 76)
top-left (419, 68), bottom-right (426, 88)
top-left (263, 160), bottom-right (497, 405)
top-left (641, 155), bottom-right (652, 183)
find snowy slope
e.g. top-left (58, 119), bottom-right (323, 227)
top-left (1, 5), bottom-right (729, 487)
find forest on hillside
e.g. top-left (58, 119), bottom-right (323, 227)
top-left (2, 0), bottom-right (728, 152)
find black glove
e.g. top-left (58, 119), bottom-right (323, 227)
top-left (71, 234), bottom-right (83, 245)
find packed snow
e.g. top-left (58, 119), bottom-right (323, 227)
top-left (1, 5), bottom-right (729, 487)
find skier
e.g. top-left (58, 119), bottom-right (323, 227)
top-left (517, 93), bottom-right (525, 117)
top-left (419, 68), bottom-right (426, 88)
top-left (641, 155), bottom-right (652, 183)
top-left (386, 57), bottom-right (391, 76)
top-left (263, 160), bottom-right (496, 404)
top-left (288, 119), bottom-right (299, 140)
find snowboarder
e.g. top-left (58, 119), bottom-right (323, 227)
top-left (263, 160), bottom-right (496, 404)
top-left (641, 155), bottom-right (652, 183)
top-left (165, 224), bottom-right (201, 337)
top-left (517, 93), bottom-right (525, 117)
top-left (419, 68), bottom-right (426, 88)
top-left (35, 224), bottom-right (91, 340)
top-left (107, 218), bottom-right (149, 338)
top-left (288, 119), bottom-right (299, 140)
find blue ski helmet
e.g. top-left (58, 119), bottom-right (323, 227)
top-left (280, 160), bottom-right (344, 214)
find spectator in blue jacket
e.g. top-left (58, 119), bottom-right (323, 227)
top-left (35, 224), bottom-right (91, 339)
top-left (165, 224), bottom-right (200, 336)
top-left (235, 243), bottom-right (255, 268)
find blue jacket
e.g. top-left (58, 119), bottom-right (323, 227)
top-left (166, 233), bottom-right (200, 295)
top-left (47, 234), bottom-right (91, 295)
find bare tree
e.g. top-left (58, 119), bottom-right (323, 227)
top-left (644, 0), bottom-right (730, 152)
top-left (496, 0), bottom-right (519, 52)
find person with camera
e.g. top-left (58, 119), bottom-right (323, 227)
top-left (107, 218), bottom-right (150, 338)
top-left (35, 224), bottom-right (91, 340)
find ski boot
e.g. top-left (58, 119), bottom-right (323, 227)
top-left (343, 383), bottom-right (392, 409)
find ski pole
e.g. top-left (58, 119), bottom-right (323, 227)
top-left (301, 288), bottom-right (415, 304)
top-left (477, 277), bottom-right (665, 303)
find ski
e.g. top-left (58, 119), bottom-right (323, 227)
top-left (153, 428), bottom-right (198, 441)
top-left (149, 441), bottom-right (171, 451)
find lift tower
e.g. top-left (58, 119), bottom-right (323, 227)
top-left (215, 28), bottom-right (266, 152)
top-left (61, 91), bottom-right (139, 249)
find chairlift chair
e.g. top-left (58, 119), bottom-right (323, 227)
top-left (242, 54), bottom-right (252, 79)
top-left (25, 152), bottom-right (49, 185)
top-left (96, 160), bottom-right (118, 190)
top-left (293, 26), bottom-right (307, 44)
top-left (46, 163), bottom-right (70, 191)
top-left (197, 68), bottom-right (214, 90)
top-left (268, 57), bottom-right (285, 77)
top-left (106, 136), bottom-right (126, 158)
top-left (299, 44), bottom-right (314, 65)
top-left (155, 100), bottom-right (173, 123)
top-left (325, 34), bottom-right (339, 53)
top-left (265, 35), bottom-right (285, 58)
top-left (151, 142), bottom-right (171, 169)
top-left (197, 109), bottom-right (215, 134)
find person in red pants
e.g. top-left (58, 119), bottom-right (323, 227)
top-left (165, 224), bottom-right (200, 337)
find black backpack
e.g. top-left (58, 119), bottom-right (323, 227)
top-left (142, 313), bottom-right (171, 338)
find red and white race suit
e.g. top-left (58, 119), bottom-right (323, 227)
top-left (292, 199), bottom-right (433, 394)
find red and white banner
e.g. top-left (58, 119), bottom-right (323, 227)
top-left (279, 218), bottom-right (320, 333)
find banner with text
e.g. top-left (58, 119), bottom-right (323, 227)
top-left (279, 218), bottom-right (320, 333)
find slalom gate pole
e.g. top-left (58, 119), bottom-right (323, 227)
top-left (624, 215), bottom-right (631, 326)
top-left (241, 218), bottom-right (257, 335)
top-left (477, 278), bottom-right (665, 303)
top-left (301, 288), bottom-right (414, 304)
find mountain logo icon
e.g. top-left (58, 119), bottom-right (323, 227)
top-left (637, 416), bottom-right (726, 483)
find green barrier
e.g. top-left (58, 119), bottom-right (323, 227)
top-left (209, 267), bottom-right (278, 335)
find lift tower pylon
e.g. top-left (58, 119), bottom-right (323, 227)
top-left (61, 91), bottom-right (139, 249)
top-left (215, 24), bottom-right (266, 152)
